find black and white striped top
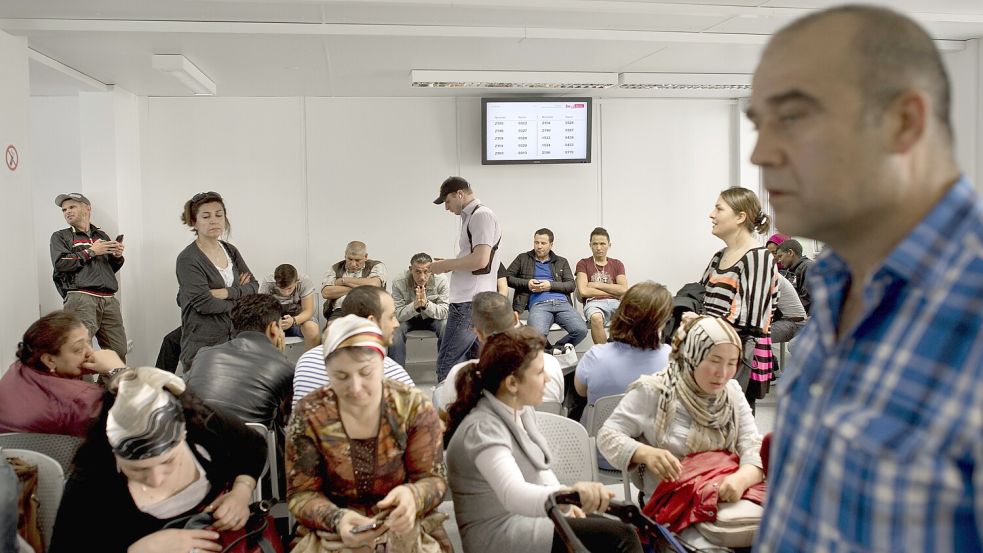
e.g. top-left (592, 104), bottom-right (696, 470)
top-left (700, 247), bottom-right (779, 338)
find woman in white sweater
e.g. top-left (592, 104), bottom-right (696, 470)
top-left (445, 326), bottom-right (642, 553)
top-left (597, 315), bottom-right (764, 502)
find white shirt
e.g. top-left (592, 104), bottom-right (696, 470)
top-left (433, 353), bottom-right (564, 412)
top-left (292, 345), bottom-right (414, 408)
top-left (450, 199), bottom-right (502, 304)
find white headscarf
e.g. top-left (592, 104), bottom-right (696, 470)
top-left (107, 367), bottom-right (186, 460)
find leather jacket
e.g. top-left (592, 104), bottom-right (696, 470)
top-left (184, 331), bottom-right (293, 430)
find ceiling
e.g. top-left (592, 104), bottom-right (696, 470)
top-left (3, 0), bottom-right (983, 97)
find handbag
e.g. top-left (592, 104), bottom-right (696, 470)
top-left (165, 500), bottom-right (285, 553)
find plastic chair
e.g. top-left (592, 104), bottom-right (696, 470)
top-left (535, 401), bottom-right (565, 415)
top-left (583, 393), bottom-right (624, 438)
top-left (534, 411), bottom-right (597, 485)
top-left (0, 433), bottom-right (83, 475)
top-left (3, 449), bottom-right (64, 549)
top-left (244, 423), bottom-right (279, 502)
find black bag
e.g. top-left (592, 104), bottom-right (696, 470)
top-left (164, 500), bottom-right (284, 553)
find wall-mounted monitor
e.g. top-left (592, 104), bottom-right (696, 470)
top-left (482, 97), bottom-right (592, 165)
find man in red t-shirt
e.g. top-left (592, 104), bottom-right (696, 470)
top-left (574, 227), bottom-right (628, 344)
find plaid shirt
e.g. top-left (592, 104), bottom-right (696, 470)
top-left (756, 177), bottom-right (983, 552)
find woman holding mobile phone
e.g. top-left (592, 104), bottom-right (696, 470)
top-left (286, 315), bottom-right (450, 553)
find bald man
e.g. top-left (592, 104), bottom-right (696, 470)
top-left (748, 6), bottom-right (982, 551)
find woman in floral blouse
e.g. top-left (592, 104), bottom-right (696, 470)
top-left (286, 314), bottom-right (450, 553)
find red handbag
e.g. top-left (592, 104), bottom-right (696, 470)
top-left (165, 500), bottom-right (285, 553)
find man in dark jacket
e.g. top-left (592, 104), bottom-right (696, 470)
top-left (185, 294), bottom-right (293, 435)
top-left (776, 239), bottom-right (814, 315)
top-left (506, 228), bottom-right (588, 350)
top-left (50, 192), bottom-right (128, 360)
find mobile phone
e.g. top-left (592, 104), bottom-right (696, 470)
top-left (350, 520), bottom-right (385, 534)
top-left (115, 234), bottom-right (124, 242)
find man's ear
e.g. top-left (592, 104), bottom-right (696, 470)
top-left (265, 321), bottom-right (280, 342)
top-left (888, 89), bottom-right (929, 155)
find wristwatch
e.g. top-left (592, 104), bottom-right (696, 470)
top-left (105, 366), bottom-right (128, 379)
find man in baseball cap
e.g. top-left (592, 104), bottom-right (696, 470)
top-left (429, 177), bottom-right (502, 382)
top-left (51, 193), bottom-right (128, 361)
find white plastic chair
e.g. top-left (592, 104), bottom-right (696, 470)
top-left (534, 411), bottom-right (597, 485)
top-left (244, 422), bottom-right (279, 502)
top-left (0, 433), bottom-right (83, 475)
top-left (3, 449), bottom-right (64, 549)
top-left (583, 393), bottom-right (624, 438)
top-left (535, 401), bottom-right (565, 415)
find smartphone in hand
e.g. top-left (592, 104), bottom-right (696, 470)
top-left (115, 234), bottom-right (124, 242)
top-left (350, 520), bottom-right (385, 534)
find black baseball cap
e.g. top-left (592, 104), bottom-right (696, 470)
top-left (55, 193), bottom-right (91, 207)
top-left (433, 176), bottom-right (471, 205)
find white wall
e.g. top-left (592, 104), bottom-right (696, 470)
top-left (30, 96), bottom-right (82, 316)
top-left (0, 31), bottom-right (39, 373)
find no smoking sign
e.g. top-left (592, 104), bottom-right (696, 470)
top-left (5, 145), bottom-right (17, 172)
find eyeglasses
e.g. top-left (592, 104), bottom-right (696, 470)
top-left (191, 191), bottom-right (222, 203)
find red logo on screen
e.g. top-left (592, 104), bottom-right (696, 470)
top-left (566, 103), bottom-right (586, 108)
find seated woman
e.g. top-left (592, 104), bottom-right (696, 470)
top-left (0, 311), bottom-right (127, 437)
top-left (50, 366), bottom-right (266, 553)
top-left (597, 314), bottom-right (764, 505)
top-left (445, 326), bottom-right (642, 553)
top-left (286, 315), bottom-right (450, 552)
top-left (574, 281), bottom-right (673, 415)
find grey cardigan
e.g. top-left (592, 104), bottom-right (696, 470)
top-left (176, 240), bottom-right (258, 367)
top-left (446, 394), bottom-right (558, 553)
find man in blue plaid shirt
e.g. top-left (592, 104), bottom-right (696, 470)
top-left (747, 5), bottom-right (982, 552)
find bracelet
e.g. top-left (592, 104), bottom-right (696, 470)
top-left (106, 367), bottom-right (127, 379)
top-left (328, 508), bottom-right (351, 534)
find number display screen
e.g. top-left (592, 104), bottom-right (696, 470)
top-left (482, 98), bottom-right (592, 165)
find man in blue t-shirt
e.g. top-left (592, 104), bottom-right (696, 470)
top-left (505, 228), bottom-right (588, 351)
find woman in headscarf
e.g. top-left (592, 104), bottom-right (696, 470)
top-left (597, 315), bottom-right (764, 502)
top-left (286, 315), bottom-right (449, 553)
top-left (49, 366), bottom-right (266, 553)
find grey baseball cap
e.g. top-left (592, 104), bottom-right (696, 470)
top-left (55, 193), bottom-right (91, 207)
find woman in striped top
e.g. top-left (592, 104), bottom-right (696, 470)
top-left (701, 187), bottom-right (779, 411)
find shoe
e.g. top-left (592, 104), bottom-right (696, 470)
top-left (552, 348), bottom-right (562, 356)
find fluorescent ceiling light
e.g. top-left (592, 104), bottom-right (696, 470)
top-left (619, 73), bottom-right (751, 94)
top-left (411, 70), bottom-right (617, 89)
top-left (152, 54), bottom-right (216, 96)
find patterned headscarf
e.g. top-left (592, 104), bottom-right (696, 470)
top-left (107, 367), bottom-right (187, 460)
top-left (629, 315), bottom-right (743, 455)
top-left (323, 314), bottom-right (386, 361)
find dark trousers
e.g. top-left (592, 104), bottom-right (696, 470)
top-left (64, 292), bottom-right (128, 361)
top-left (550, 514), bottom-right (643, 553)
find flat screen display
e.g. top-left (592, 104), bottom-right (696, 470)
top-left (482, 98), bottom-right (592, 164)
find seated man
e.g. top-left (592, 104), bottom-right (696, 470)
top-left (775, 239), bottom-right (813, 314)
top-left (389, 253), bottom-right (449, 367)
top-left (506, 228), bottom-right (587, 351)
top-left (292, 285), bottom-right (413, 408)
top-left (771, 273), bottom-right (807, 344)
top-left (433, 291), bottom-right (564, 413)
top-left (576, 227), bottom-right (628, 344)
top-left (320, 240), bottom-right (387, 322)
top-left (259, 263), bottom-right (320, 350)
top-left (184, 294), bottom-right (294, 436)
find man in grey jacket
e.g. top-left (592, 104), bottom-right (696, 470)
top-left (506, 228), bottom-right (588, 351)
top-left (388, 253), bottom-right (449, 366)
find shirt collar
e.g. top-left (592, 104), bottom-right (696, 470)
top-left (462, 198), bottom-right (481, 217)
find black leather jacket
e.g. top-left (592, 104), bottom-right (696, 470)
top-left (505, 250), bottom-right (577, 314)
top-left (184, 331), bottom-right (293, 430)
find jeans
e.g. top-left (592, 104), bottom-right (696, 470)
top-left (527, 299), bottom-right (588, 349)
top-left (436, 302), bottom-right (479, 382)
top-left (388, 317), bottom-right (446, 367)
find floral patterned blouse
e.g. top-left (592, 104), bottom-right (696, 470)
top-left (286, 379), bottom-right (448, 546)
